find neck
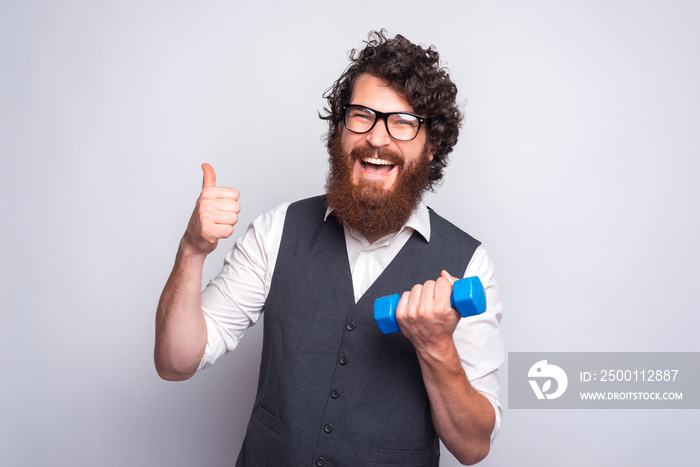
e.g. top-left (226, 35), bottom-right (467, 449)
top-left (364, 232), bottom-right (385, 244)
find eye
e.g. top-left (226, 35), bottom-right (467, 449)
top-left (391, 114), bottom-right (419, 127)
top-left (348, 107), bottom-right (374, 121)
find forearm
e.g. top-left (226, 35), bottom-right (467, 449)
top-left (416, 340), bottom-right (495, 466)
top-left (154, 241), bottom-right (208, 381)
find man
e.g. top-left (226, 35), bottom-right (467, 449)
top-left (155, 30), bottom-right (505, 466)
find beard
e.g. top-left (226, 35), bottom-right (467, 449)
top-left (324, 133), bottom-right (433, 239)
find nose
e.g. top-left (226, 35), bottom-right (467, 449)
top-left (365, 117), bottom-right (392, 148)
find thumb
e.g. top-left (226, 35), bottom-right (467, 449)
top-left (440, 270), bottom-right (458, 285)
top-left (202, 163), bottom-right (216, 189)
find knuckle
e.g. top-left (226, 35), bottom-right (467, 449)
top-left (198, 198), bottom-right (213, 211)
top-left (198, 211), bottom-right (211, 224)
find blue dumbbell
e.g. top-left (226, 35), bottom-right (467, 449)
top-left (374, 276), bottom-right (487, 334)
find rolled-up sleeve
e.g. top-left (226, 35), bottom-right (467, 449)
top-left (197, 202), bottom-right (289, 371)
top-left (457, 245), bottom-right (506, 443)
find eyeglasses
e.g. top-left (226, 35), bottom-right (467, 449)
top-left (342, 104), bottom-right (430, 141)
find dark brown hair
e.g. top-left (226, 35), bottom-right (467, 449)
top-left (321, 30), bottom-right (462, 188)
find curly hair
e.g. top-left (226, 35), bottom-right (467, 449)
top-left (320, 30), bottom-right (462, 187)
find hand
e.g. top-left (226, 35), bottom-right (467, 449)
top-left (182, 163), bottom-right (240, 256)
top-left (395, 270), bottom-right (461, 350)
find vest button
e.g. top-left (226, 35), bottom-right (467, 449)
top-left (324, 424), bottom-right (334, 433)
top-left (315, 457), bottom-right (326, 466)
top-left (331, 389), bottom-right (340, 399)
top-left (339, 356), bottom-right (348, 365)
top-left (345, 322), bottom-right (356, 331)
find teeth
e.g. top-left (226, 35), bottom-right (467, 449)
top-left (362, 157), bottom-right (393, 166)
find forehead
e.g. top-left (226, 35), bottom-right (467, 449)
top-left (350, 73), bottom-right (415, 114)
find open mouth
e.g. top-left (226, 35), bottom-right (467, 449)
top-left (360, 156), bottom-right (395, 175)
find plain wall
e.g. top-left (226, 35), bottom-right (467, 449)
top-left (2, 1), bottom-right (699, 465)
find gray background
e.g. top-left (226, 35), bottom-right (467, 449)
top-left (2, 1), bottom-right (699, 466)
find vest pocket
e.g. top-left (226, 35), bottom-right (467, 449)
top-left (252, 404), bottom-right (285, 436)
top-left (367, 446), bottom-right (434, 466)
top-left (239, 407), bottom-right (293, 466)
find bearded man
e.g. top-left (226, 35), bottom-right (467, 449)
top-left (155, 31), bottom-right (505, 466)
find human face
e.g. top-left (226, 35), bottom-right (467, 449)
top-left (340, 73), bottom-right (432, 192)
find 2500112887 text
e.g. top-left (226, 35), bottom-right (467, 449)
top-left (580, 370), bottom-right (679, 383)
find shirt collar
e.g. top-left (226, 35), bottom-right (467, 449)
top-left (324, 200), bottom-right (431, 242)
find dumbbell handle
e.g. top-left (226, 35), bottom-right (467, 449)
top-left (374, 276), bottom-right (486, 334)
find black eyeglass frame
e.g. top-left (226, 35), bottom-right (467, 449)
top-left (341, 104), bottom-right (430, 142)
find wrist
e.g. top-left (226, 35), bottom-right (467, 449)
top-left (177, 236), bottom-right (209, 264)
top-left (414, 335), bottom-right (459, 366)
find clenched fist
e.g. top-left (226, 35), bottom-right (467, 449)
top-left (182, 163), bottom-right (240, 256)
top-left (395, 270), bottom-right (462, 351)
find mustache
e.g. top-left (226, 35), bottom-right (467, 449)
top-left (349, 145), bottom-right (405, 168)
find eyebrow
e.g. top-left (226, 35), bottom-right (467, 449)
top-left (348, 104), bottom-right (420, 116)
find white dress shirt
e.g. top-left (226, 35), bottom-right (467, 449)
top-left (199, 200), bottom-right (506, 442)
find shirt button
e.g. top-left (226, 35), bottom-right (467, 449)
top-left (331, 389), bottom-right (340, 399)
top-left (339, 356), bottom-right (348, 365)
top-left (315, 457), bottom-right (325, 466)
top-left (346, 322), bottom-right (356, 331)
top-left (324, 424), bottom-right (334, 433)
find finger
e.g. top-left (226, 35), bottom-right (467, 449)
top-left (217, 199), bottom-right (240, 214)
top-left (420, 280), bottom-right (436, 308)
top-left (212, 223), bottom-right (234, 239)
top-left (209, 186), bottom-right (240, 201)
top-left (440, 269), bottom-right (458, 285)
top-left (202, 163), bottom-right (216, 189)
top-left (209, 211), bottom-right (239, 227)
top-left (407, 283), bottom-right (424, 316)
top-left (202, 198), bottom-right (240, 216)
top-left (200, 220), bottom-right (235, 240)
top-left (396, 290), bottom-right (411, 317)
top-left (198, 196), bottom-right (237, 210)
top-left (397, 287), bottom-right (418, 318)
top-left (434, 276), bottom-right (453, 304)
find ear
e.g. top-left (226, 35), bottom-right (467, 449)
top-left (424, 139), bottom-right (436, 162)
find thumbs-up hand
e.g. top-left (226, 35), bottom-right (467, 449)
top-left (182, 163), bottom-right (241, 256)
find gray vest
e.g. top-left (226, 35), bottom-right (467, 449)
top-left (236, 196), bottom-right (480, 467)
